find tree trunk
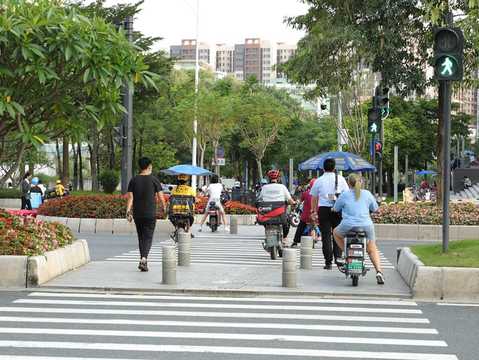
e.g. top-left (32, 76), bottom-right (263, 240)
top-left (256, 158), bottom-right (263, 183)
top-left (72, 144), bottom-right (78, 191)
top-left (0, 142), bottom-right (27, 187)
top-left (28, 161), bottom-right (34, 176)
top-left (89, 125), bottom-right (100, 191)
top-left (62, 135), bottom-right (69, 185)
top-left (78, 142), bottom-right (84, 191)
top-left (55, 139), bottom-right (63, 179)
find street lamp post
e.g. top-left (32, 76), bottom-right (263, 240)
top-left (191, 0), bottom-right (200, 191)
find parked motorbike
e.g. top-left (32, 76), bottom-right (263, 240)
top-left (337, 227), bottom-right (368, 286)
top-left (256, 201), bottom-right (286, 260)
top-left (206, 201), bottom-right (220, 232)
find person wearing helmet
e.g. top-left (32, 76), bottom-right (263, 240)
top-left (258, 169), bottom-right (296, 243)
top-left (55, 179), bottom-right (65, 197)
top-left (169, 174), bottom-right (196, 230)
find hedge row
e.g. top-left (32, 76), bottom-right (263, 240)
top-left (0, 209), bottom-right (74, 256)
top-left (371, 202), bottom-right (479, 225)
top-left (0, 188), bottom-right (22, 199)
top-left (38, 194), bottom-right (258, 218)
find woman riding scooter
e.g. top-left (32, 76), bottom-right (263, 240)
top-left (332, 174), bottom-right (385, 285)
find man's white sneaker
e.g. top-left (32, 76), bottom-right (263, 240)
top-left (376, 271), bottom-right (385, 285)
top-left (224, 226), bottom-right (230, 232)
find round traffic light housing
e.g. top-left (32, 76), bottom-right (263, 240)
top-left (435, 55), bottom-right (459, 79)
top-left (435, 29), bottom-right (459, 52)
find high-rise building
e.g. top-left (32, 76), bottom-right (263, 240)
top-left (215, 44), bottom-right (234, 74)
top-left (234, 44), bottom-right (245, 80)
top-left (169, 39), bottom-right (211, 65)
top-left (453, 87), bottom-right (478, 117)
top-left (276, 42), bottom-right (296, 79)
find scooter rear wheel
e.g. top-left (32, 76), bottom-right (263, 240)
top-left (277, 246), bottom-right (283, 258)
top-left (352, 275), bottom-right (359, 287)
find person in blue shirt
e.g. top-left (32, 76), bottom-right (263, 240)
top-left (332, 174), bottom-right (385, 285)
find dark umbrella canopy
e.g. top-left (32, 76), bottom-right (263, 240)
top-left (415, 170), bottom-right (437, 176)
top-left (299, 151), bottom-right (376, 172)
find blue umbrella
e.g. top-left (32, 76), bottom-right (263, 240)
top-left (415, 170), bottom-right (437, 176)
top-left (161, 164), bottom-right (214, 176)
top-left (298, 151), bottom-right (376, 172)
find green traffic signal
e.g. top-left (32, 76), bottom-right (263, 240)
top-left (436, 55), bottom-right (458, 78)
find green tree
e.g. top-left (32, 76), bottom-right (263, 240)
top-left (0, 0), bottom-right (155, 185)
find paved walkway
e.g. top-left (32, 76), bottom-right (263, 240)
top-left (43, 225), bottom-right (411, 298)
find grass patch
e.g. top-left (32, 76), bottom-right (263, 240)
top-left (411, 240), bottom-right (479, 267)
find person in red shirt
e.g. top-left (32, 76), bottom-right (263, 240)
top-left (292, 178), bottom-right (318, 247)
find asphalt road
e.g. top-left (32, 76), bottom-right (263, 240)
top-left (0, 290), bottom-right (476, 360)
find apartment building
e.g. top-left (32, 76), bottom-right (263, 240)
top-left (215, 44), bottom-right (234, 74)
top-left (169, 39), bottom-right (211, 65)
top-left (276, 42), bottom-right (296, 79)
top-left (453, 87), bottom-right (478, 116)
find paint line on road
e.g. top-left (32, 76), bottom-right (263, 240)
top-left (104, 258), bottom-right (396, 268)
top-left (436, 303), bottom-right (479, 307)
top-left (0, 341), bottom-right (459, 360)
top-left (0, 357), bottom-right (138, 360)
top-left (27, 292), bottom-right (418, 306)
top-left (0, 316), bottom-right (436, 334)
top-left (0, 307), bottom-right (430, 323)
top-left (14, 299), bottom-right (422, 314)
top-left (0, 327), bottom-right (447, 347)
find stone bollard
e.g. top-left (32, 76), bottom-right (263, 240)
top-left (162, 244), bottom-right (176, 285)
top-left (300, 236), bottom-right (314, 270)
top-left (230, 217), bottom-right (238, 235)
top-left (177, 230), bottom-right (191, 266)
top-left (282, 248), bottom-right (298, 288)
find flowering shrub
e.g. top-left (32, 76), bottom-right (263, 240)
top-left (372, 202), bottom-right (479, 225)
top-left (38, 194), bottom-right (257, 218)
top-left (0, 209), bottom-right (74, 256)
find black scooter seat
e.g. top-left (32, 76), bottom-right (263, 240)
top-left (346, 227), bottom-right (366, 237)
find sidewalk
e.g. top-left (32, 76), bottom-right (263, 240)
top-left (42, 225), bottom-right (411, 298)
top-left (44, 261), bottom-right (411, 298)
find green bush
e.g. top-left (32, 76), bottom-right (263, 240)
top-left (35, 173), bottom-right (56, 187)
top-left (99, 170), bottom-right (120, 194)
top-left (0, 188), bottom-right (22, 199)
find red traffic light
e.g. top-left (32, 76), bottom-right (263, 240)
top-left (375, 142), bottom-right (382, 152)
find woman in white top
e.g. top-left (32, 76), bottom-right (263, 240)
top-left (199, 175), bottom-right (228, 231)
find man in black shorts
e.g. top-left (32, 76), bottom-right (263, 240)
top-left (126, 157), bottom-right (166, 272)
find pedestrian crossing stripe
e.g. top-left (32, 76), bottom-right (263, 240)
top-left (0, 316), bottom-right (437, 334)
top-left (27, 291), bottom-right (418, 306)
top-left (13, 298), bottom-right (423, 314)
top-left (0, 292), bottom-right (458, 360)
top-left (0, 327), bottom-right (448, 347)
top-left (0, 306), bottom-right (430, 323)
top-left (106, 242), bottom-right (394, 268)
top-left (0, 341), bottom-right (459, 360)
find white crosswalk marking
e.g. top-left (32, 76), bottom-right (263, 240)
top-left (0, 292), bottom-right (458, 360)
top-left (105, 237), bottom-right (395, 268)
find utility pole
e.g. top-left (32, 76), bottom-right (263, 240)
top-left (394, 146), bottom-right (399, 203)
top-left (337, 92), bottom-right (343, 151)
top-left (120, 15), bottom-right (133, 194)
top-left (191, 0), bottom-right (200, 191)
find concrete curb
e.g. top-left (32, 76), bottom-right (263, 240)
top-left (0, 240), bottom-right (90, 288)
top-left (37, 285), bottom-right (413, 299)
top-left (35, 215), bottom-right (479, 240)
top-left (397, 247), bottom-right (479, 301)
top-left (0, 198), bottom-right (21, 208)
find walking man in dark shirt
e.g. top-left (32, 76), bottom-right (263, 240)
top-left (126, 157), bottom-right (166, 272)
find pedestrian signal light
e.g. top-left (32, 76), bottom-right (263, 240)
top-left (368, 108), bottom-right (381, 134)
top-left (434, 27), bottom-right (463, 81)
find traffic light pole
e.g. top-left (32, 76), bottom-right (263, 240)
top-left (371, 135), bottom-right (376, 194)
top-left (440, 80), bottom-right (451, 253)
top-left (121, 16), bottom-right (134, 194)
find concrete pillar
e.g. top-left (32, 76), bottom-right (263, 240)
top-left (230, 217), bottom-right (238, 234)
top-left (177, 230), bottom-right (191, 266)
top-left (162, 245), bottom-right (176, 285)
top-left (282, 248), bottom-right (298, 288)
top-left (300, 236), bottom-right (313, 270)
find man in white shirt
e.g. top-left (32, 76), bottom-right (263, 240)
top-left (258, 169), bottom-right (296, 243)
top-left (310, 158), bottom-right (349, 269)
top-left (199, 175), bottom-right (228, 231)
